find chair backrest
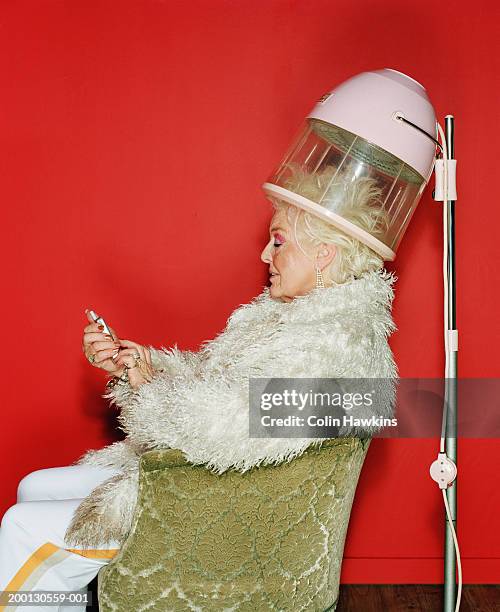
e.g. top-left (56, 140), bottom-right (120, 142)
top-left (98, 437), bottom-right (371, 612)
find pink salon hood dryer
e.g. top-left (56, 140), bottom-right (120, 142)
top-left (262, 68), bottom-right (461, 612)
top-left (262, 68), bottom-right (447, 261)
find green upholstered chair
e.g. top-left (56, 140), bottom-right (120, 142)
top-left (97, 437), bottom-right (370, 611)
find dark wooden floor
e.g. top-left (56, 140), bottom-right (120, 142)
top-left (87, 581), bottom-right (499, 610)
top-left (337, 585), bottom-right (499, 611)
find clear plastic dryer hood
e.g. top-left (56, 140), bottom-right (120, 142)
top-left (262, 69), bottom-right (438, 261)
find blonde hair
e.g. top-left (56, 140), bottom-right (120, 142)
top-left (270, 162), bottom-right (390, 284)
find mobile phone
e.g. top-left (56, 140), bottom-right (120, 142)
top-left (88, 310), bottom-right (117, 342)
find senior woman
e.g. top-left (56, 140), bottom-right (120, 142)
top-left (0, 165), bottom-right (398, 606)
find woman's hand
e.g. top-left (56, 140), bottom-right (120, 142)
top-left (82, 311), bottom-right (156, 390)
top-left (82, 310), bottom-right (123, 375)
top-left (112, 339), bottom-right (156, 390)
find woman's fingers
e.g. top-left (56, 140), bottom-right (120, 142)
top-left (84, 330), bottom-right (112, 347)
top-left (84, 331), bottom-right (119, 363)
top-left (84, 311), bottom-right (116, 332)
top-left (84, 336), bottom-right (118, 364)
top-left (119, 340), bottom-right (149, 367)
top-left (119, 339), bottom-right (144, 355)
top-left (116, 348), bottom-right (154, 384)
top-left (84, 319), bottom-right (105, 333)
top-left (142, 361), bottom-right (154, 382)
top-left (139, 348), bottom-right (156, 380)
top-left (120, 353), bottom-right (148, 389)
top-left (84, 320), bottom-right (117, 338)
top-left (93, 347), bottom-right (121, 364)
top-left (134, 346), bottom-right (153, 380)
top-left (92, 339), bottom-right (121, 352)
top-left (112, 347), bottom-right (141, 366)
top-left (84, 331), bottom-right (115, 345)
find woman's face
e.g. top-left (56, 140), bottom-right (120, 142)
top-left (260, 206), bottom-right (336, 303)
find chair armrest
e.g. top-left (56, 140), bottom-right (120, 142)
top-left (139, 448), bottom-right (190, 471)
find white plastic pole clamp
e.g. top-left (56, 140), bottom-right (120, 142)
top-left (433, 159), bottom-right (457, 201)
top-left (430, 453), bottom-right (458, 489)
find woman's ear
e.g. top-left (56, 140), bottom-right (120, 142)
top-left (316, 243), bottom-right (336, 269)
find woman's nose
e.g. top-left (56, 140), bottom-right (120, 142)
top-left (261, 240), bottom-right (272, 264)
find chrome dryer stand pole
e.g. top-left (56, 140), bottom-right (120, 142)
top-left (443, 114), bottom-right (458, 612)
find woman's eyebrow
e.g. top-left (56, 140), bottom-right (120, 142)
top-left (270, 226), bottom-right (286, 234)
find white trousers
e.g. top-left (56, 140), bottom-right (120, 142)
top-left (0, 464), bottom-right (122, 612)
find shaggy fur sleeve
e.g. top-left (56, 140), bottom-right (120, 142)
top-left (99, 343), bottom-right (201, 412)
top-left (148, 344), bottom-right (201, 377)
top-left (72, 344), bottom-right (201, 469)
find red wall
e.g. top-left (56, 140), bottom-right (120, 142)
top-left (1, 0), bottom-right (498, 584)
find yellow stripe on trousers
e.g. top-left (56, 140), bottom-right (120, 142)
top-left (0, 542), bottom-right (119, 611)
top-left (65, 548), bottom-right (119, 559)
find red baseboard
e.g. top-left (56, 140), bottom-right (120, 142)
top-left (340, 558), bottom-right (500, 584)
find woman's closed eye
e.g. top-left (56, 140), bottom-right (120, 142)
top-left (273, 233), bottom-right (285, 247)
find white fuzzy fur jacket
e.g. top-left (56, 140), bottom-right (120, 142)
top-left (65, 268), bottom-right (398, 548)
